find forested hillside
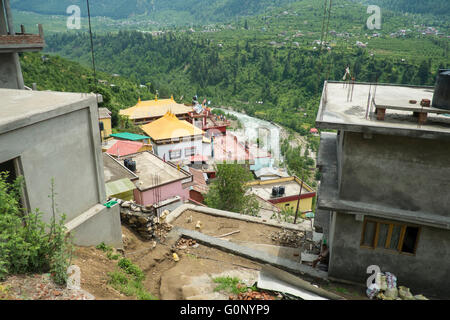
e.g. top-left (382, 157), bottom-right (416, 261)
top-left (20, 52), bottom-right (153, 127)
top-left (11, 0), bottom-right (296, 21)
top-left (363, 0), bottom-right (450, 16)
top-left (46, 30), bottom-right (448, 136)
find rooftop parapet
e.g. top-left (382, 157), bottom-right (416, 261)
top-left (316, 81), bottom-right (450, 140)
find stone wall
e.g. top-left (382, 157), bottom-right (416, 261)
top-left (110, 197), bottom-right (173, 240)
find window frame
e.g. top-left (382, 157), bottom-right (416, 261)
top-left (185, 146), bottom-right (197, 157)
top-left (169, 149), bottom-right (182, 160)
top-left (360, 217), bottom-right (421, 256)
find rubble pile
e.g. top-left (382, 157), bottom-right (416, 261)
top-left (270, 228), bottom-right (305, 247)
top-left (230, 289), bottom-right (277, 301)
top-left (175, 238), bottom-right (199, 250)
top-left (367, 271), bottom-right (429, 300)
top-left (112, 198), bottom-right (173, 241)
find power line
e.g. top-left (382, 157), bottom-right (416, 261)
top-left (86, 0), bottom-right (97, 86)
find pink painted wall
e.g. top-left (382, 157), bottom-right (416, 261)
top-left (134, 180), bottom-right (189, 206)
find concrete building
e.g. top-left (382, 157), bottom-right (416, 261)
top-left (254, 167), bottom-right (289, 181)
top-left (0, 0), bottom-right (45, 89)
top-left (212, 133), bottom-right (254, 166)
top-left (315, 78), bottom-right (450, 298)
top-left (188, 106), bottom-right (230, 136)
top-left (118, 151), bottom-right (193, 207)
top-left (0, 89), bottom-right (123, 248)
top-left (119, 96), bottom-right (193, 125)
top-left (98, 107), bottom-right (112, 141)
top-left (103, 153), bottom-right (138, 201)
top-left (141, 111), bottom-right (211, 164)
top-left (246, 177), bottom-right (316, 213)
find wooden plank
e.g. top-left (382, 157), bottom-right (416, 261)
top-left (374, 103), bottom-right (449, 115)
top-left (385, 224), bottom-right (393, 249)
top-left (216, 230), bottom-right (240, 238)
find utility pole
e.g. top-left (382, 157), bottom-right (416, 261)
top-left (293, 175), bottom-right (304, 224)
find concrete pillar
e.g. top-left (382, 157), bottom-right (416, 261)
top-left (4, 0), bottom-right (14, 34)
top-left (0, 53), bottom-right (25, 89)
top-left (0, 1), bottom-right (7, 35)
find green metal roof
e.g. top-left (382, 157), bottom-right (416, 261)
top-left (105, 178), bottom-right (136, 198)
top-left (110, 132), bottom-right (150, 141)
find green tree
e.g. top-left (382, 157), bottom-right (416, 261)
top-left (204, 164), bottom-right (259, 216)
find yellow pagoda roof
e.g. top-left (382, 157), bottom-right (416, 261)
top-left (141, 111), bottom-right (204, 141)
top-left (119, 96), bottom-right (193, 120)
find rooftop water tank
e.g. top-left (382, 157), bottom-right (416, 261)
top-left (272, 187), bottom-right (279, 197)
top-left (432, 69), bottom-right (450, 110)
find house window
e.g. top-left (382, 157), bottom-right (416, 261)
top-left (169, 149), bottom-right (182, 160)
top-left (361, 218), bottom-right (420, 255)
top-left (185, 147), bottom-right (196, 157)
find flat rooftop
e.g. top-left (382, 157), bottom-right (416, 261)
top-left (248, 178), bottom-right (315, 201)
top-left (124, 152), bottom-right (192, 191)
top-left (103, 153), bottom-right (138, 183)
top-left (316, 82), bottom-right (450, 139)
top-left (0, 89), bottom-right (98, 135)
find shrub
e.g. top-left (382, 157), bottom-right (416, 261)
top-left (0, 173), bottom-right (73, 285)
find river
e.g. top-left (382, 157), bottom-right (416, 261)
top-left (214, 108), bottom-right (283, 165)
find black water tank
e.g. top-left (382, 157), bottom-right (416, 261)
top-left (128, 161), bottom-right (137, 172)
top-left (432, 69), bottom-right (450, 110)
top-left (124, 159), bottom-right (130, 168)
top-left (272, 187), bottom-right (279, 197)
top-left (279, 186), bottom-right (286, 196)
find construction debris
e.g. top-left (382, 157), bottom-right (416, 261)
top-left (270, 228), bottom-right (305, 247)
top-left (230, 289), bottom-right (277, 301)
top-left (366, 271), bottom-right (429, 300)
top-left (173, 253), bottom-right (180, 262)
top-left (175, 238), bottom-right (198, 250)
top-left (195, 221), bottom-right (203, 230)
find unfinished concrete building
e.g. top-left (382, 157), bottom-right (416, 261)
top-left (0, 3), bottom-right (122, 248)
top-left (0, 0), bottom-right (45, 89)
top-left (315, 71), bottom-right (450, 298)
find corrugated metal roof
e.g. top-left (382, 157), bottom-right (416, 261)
top-left (119, 98), bottom-right (193, 120)
top-left (105, 178), bottom-right (136, 197)
top-left (98, 107), bottom-right (112, 119)
top-left (141, 111), bottom-right (204, 141)
top-left (106, 140), bottom-right (144, 157)
top-left (110, 132), bottom-right (150, 141)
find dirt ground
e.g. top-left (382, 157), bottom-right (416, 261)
top-left (72, 225), bottom-right (263, 300)
top-left (0, 222), bottom-right (367, 300)
top-left (172, 210), bottom-right (298, 247)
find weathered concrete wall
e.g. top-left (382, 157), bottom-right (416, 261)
top-left (340, 132), bottom-right (450, 218)
top-left (69, 204), bottom-right (123, 248)
top-left (328, 212), bottom-right (450, 298)
top-left (0, 53), bottom-right (24, 89)
top-left (0, 107), bottom-right (103, 224)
